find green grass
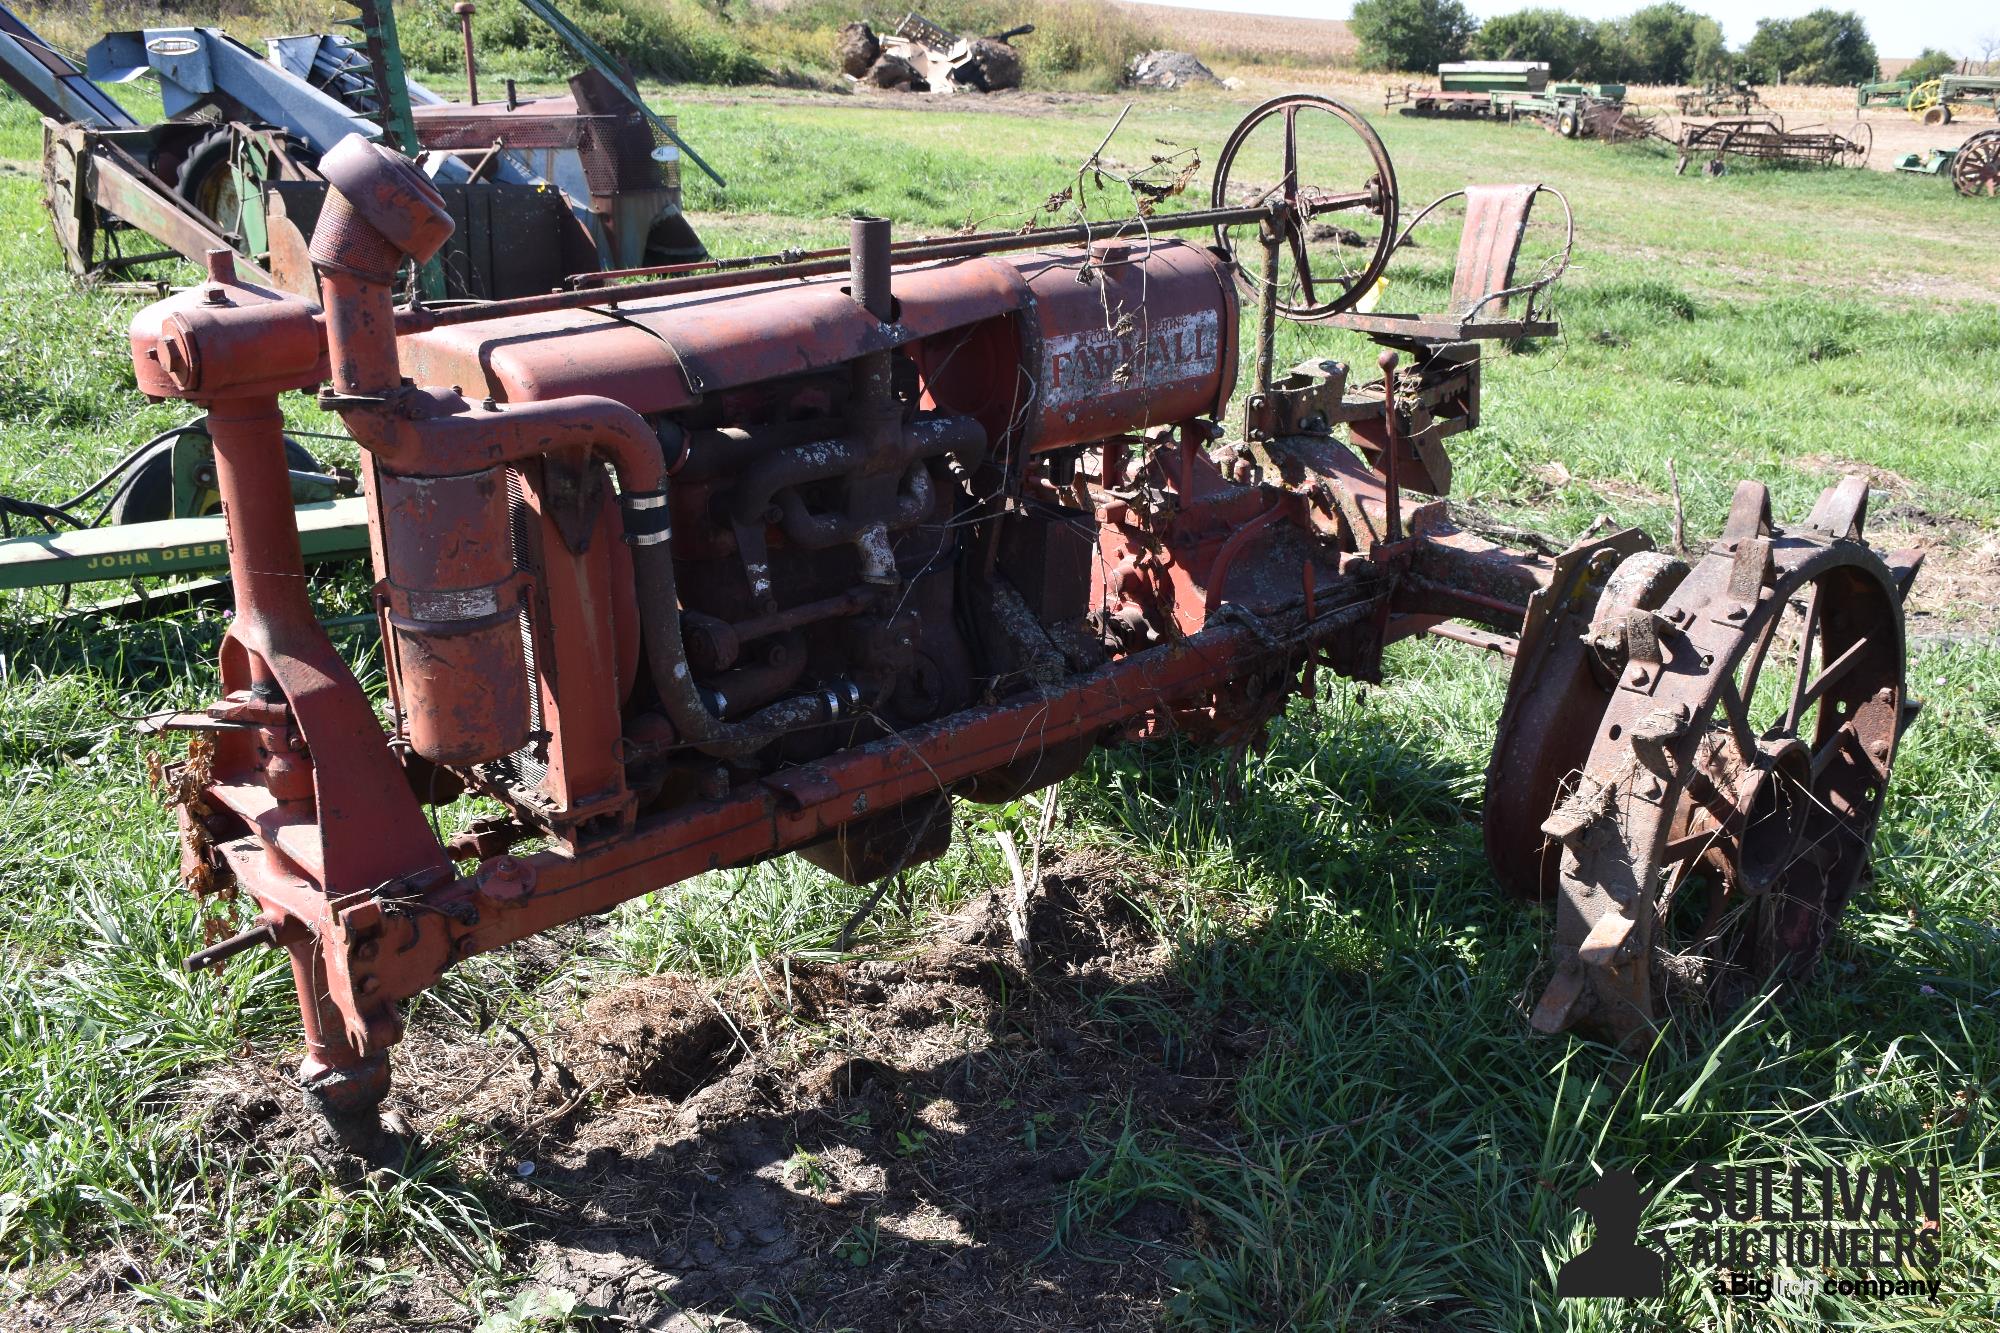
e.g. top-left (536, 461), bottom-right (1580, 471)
top-left (2, 80), bottom-right (1998, 1329)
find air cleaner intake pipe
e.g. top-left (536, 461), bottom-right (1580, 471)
top-left (846, 215), bottom-right (905, 584)
top-left (308, 134), bottom-right (851, 760)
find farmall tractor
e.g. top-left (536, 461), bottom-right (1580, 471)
top-left (131, 97), bottom-right (1920, 1131)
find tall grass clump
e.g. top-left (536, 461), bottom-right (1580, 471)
top-left (397, 0), bottom-right (770, 84)
top-left (11, 1), bottom-right (346, 55)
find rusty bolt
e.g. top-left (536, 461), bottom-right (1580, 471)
top-left (201, 284), bottom-right (228, 306)
top-left (1724, 604), bottom-right (1748, 621)
top-left (482, 395), bottom-right (499, 411)
top-left (1628, 666), bottom-right (1651, 686)
top-left (359, 975), bottom-right (382, 996)
top-left (1640, 778), bottom-right (1665, 800)
top-left (159, 334), bottom-right (189, 381)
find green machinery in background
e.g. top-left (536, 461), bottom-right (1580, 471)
top-left (0, 419), bottom-right (367, 599)
top-left (1892, 128), bottom-right (2000, 197)
top-left (1857, 77), bottom-right (1913, 108)
top-left (1904, 74), bottom-right (2000, 125)
top-left (1385, 61), bottom-right (1637, 140)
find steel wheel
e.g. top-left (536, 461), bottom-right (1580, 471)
top-left (1485, 534), bottom-right (1681, 903)
top-left (1906, 79), bottom-right (1943, 121)
top-left (1531, 477), bottom-right (1917, 1048)
top-left (1842, 121), bottom-right (1873, 169)
top-left (1953, 129), bottom-right (2000, 197)
top-left (1209, 94), bottom-right (1398, 322)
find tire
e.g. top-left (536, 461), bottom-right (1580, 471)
top-left (174, 127), bottom-right (244, 240)
top-left (641, 210), bottom-right (708, 267)
top-left (1557, 110), bottom-right (1580, 139)
top-left (106, 434), bottom-right (324, 526)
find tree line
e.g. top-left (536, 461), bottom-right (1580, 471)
top-left (1350, 1), bottom-right (1889, 86)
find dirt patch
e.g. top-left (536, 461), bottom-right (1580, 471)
top-left (1790, 453), bottom-right (1919, 496)
top-left (1864, 506), bottom-right (2000, 644)
top-left (484, 855), bottom-right (1224, 1331)
top-left (54, 851), bottom-right (1260, 1330)
top-left (1789, 456), bottom-right (2000, 642)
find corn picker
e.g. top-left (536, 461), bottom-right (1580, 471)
top-left (128, 94), bottom-right (1922, 1132)
top-left (0, 0), bottom-right (705, 593)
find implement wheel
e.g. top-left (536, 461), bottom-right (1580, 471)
top-left (175, 127), bottom-right (245, 241)
top-left (106, 431), bottom-right (327, 524)
top-left (1953, 129), bottom-right (2000, 197)
top-left (1530, 477), bottom-right (1918, 1049)
top-left (1841, 121), bottom-right (1873, 169)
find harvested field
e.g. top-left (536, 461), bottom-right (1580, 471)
top-left (1117, 2), bottom-right (1353, 66)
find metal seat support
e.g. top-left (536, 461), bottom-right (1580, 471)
top-left (1324, 183), bottom-right (1572, 344)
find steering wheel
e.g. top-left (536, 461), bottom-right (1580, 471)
top-left (1210, 94), bottom-right (1400, 323)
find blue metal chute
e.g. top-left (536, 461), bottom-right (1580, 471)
top-left (0, 2), bottom-right (136, 128)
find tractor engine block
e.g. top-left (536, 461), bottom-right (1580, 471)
top-left (379, 209), bottom-right (1240, 877)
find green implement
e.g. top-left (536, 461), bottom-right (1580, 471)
top-left (1857, 77), bottom-right (1913, 108)
top-left (0, 497), bottom-right (369, 590)
top-left (1893, 148), bottom-right (1956, 175)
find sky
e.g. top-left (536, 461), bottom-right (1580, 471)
top-left (1132, 0), bottom-right (1995, 60)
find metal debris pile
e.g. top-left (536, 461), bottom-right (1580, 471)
top-left (838, 12), bottom-right (1029, 94)
top-left (1125, 50), bottom-right (1221, 90)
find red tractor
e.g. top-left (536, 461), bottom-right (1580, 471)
top-left (131, 98), bottom-right (1919, 1133)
